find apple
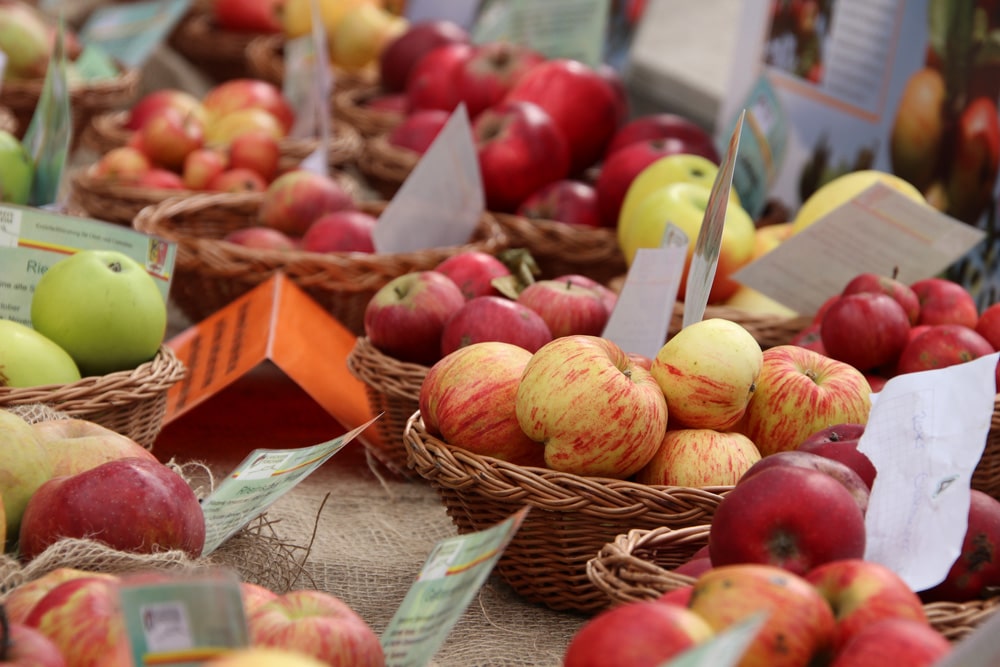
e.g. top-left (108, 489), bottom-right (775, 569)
top-left (829, 617), bottom-right (951, 667)
top-left (895, 323), bottom-right (995, 375)
top-left (687, 563), bottom-right (837, 667)
top-left (751, 221), bottom-right (795, 259)
top-left (229, 130), bottom-right (281, 182)
top-left (738, 450), bottom-right (871, 516)
top-left (124, 89), bottom-right (205, 131)
top-left (139, 107), bottom-right (205, 171)
top-left (205, 108), bottom-right (286, 147)
top-left (920, 489), bottom-right (1000, 602)
top-left (842, 272), bottom-right (921, 325)
top-left (30, 417), bottom-right (157, 477)
top-left (516, 179), bottom-right (601, 228)
top-left (792, 169), bottom-right (927, 234)
top-left (604, 113), bottom-right (719, 162)
top-left (432, 250), bottom-right (511, 300)
top-left (0, 568), bottom-right (111, 625)
top-left (910, 277), bottom-right (980, 328)
top-left (514, 335), bottom-right (668, 478)
top-left (214, 0), bottom-right (284, 33)
top-left (790, 321), bottom-right (826, 355)
top-left (820, 292), bottom-right (912, 371)
top-left (181, 148), bottom-right (228, 190)
top-left (797, 423), bottom-right (877, 490)
top-left (378, 19), bottom-right (470, 93)
top-left (865, 373), bottom-right (889, 392)
top-left (419, 341), bottom-right (545, 466)
top-left (505, 58), bottom-right (621, 174)
top-left (650, 317), bottom-right (763, 431)
top-left (562, 600), bottom-right (713, 667)
top-left (738, 345), bottom-right (872, 457)
top-left (259, 170), bottom-right (356, 236)
top-left (473, 100), bottom-right (571, 212)
top-left (0, 613), bottom-right (67, 666)
top-left (300, 210), bottom-right (378, 253)
top-left (555, 274), bottom-right (618, 314)
top-left (635, 428), bottom-right (761, 487)
top-left (674, 556), bottom-right (713, 579)
top-left (206, 167), bottom-right (269, 193)
top-left (328, 3), bottom-right (407, 73)
top-left (453, 41), bottom-right (545, 120)
top-left (363, 270), bottom-right (466, 365)
top-left (946, 96), bottom-right (1000, 223)
top-left (723, 284), bottom-right (799, 317)
top-left (708, 466), bottom-right (867, 575)
top-left (201, 78), bottom-right (295, 135)
top-left (515, 278), bottom-right (610, 338)
top-left (405, 42), bottom-right (475, 113)
top-left (975, 301), bottom-right (1000, 350)
top-left (18, 457), bottom-right (206, 561)
top-left (240, 581), bottom-right (279, 615)
top-left (0, 320), bottom-right (81, 387)
top-left (657, 585), bottom-right (695, 607)
top-left (805, 558), bottom-right (929, 651)
top-left (0, 410), bottom-right (51, 544)
top-left (223, 226), bottom-right (298, 250)
top-left (595, 62), bottom-right (629, 129)
top-left (203, 649), bottom-right (328, 667)
top-left (246, 590), bottom-right (384, 667)
top-left (890, 68), bottom-right (946, 193)
top-left (385, 108), bottom-right (449, 154)
top-left (439, 295), bottom-right (554, 356)
top-left (88, 146), bottom-right (150, 184)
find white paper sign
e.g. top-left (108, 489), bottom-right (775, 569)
top-left (372, 104), bottom-right (484, 254)
top-left (860, 353), bottom-right (999, 592)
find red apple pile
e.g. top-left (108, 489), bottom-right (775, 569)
top-left (211, 0), bottom-right (284, 34)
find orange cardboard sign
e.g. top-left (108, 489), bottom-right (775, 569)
top-left (163, 274), bottom-right (374, 434)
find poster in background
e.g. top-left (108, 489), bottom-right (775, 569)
top-left (719, 1), bottom-right (1000, 308)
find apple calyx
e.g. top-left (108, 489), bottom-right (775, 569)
top-left (766, 530), bottom-right (805, 569)
top-left (107, 260), bottom-right (124, 273)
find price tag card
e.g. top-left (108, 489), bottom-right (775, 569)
top-left (732, 183), bottom-right (987, 316)
top-left (118, 568), bottom-right (249, 666)
top-left (78, 0), bottom-right (193, 70)
top-left (372, 104), bottom-right (483, 254)
top-left (860, 353), bottom-right (999, 591)
top-left (0, 204), bottom-right (176, 327)
top-left (380, 508), bottom-right (529, 667)
top-left (660, 614), bottom-right (766, 667)
top-left (283, 0), bottom-right (334, 177)
top-left (472, 0), bottom-right (609, 66)
top-left (22, 23), bottom-right (70, 208)
top-left (199, 417), bottom-right (377, 556)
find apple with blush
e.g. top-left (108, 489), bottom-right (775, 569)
top-left (432, 250), bottom-right (511, 300)
top-left (895, 323), bottom-right (994, 375)
top-left (206, 167), bottom-right (268, 193)
top-left (829, 617), bottom-right (951, 667)
top-left (386, 108), bottom-right (449, 154)
top-left (657, 585), bottom-right (694, 607)
top-left (228, 130), bottom-right (281, 182)
top-left (223, 227), bottom-right (297, 250)
top-left (405, 42), bottom-right (475, 113)
top-left (842, 272), bottom-right (920, 325)
top-left (213, 0), bottom-right (283, 33)
top-left (1, 568), bottom-right (113, 625)
top-left (516, 278), bottom-right (609, 338)
top-left (636, 428), bottom-right (761, 488)
top-left (259, 170), bottom-right (356, 236)
top-left (975, 301), bottom-right (1000, 350)
top-left (139, 107), bottom-right (205, 171)
top-left (796, 423), bottom-right (876, 490)
top-left (378, 19), bottom-right (470, 93)
top-left (452, 41), bottom-right (545, 120)
top-left (604, 112), bottom-right (719, 161)
top-left (0, 611), bottom-right (67, 667)
top-left (439, 296), bottom-right (553, 356)
top-left (790, 321), bottom-right (826, 355)
top-left (205, 108), bottom-right (285, 147)
top-left (240, 582), bottom-right (279, 615)
top-left (201, 78), bottom-right (295, 135)
top-left (300, 210), bottom-right (377, 253)
top-left (88, 146), bottom-right (151, 184)
top-left (30, 418), bottom-right (157, 478)
top-left (135, 168), bottom-right (186, 190)
top-left (919, 489), bottom-right (1000, 602)
top-left (674, 556), bottom-right (713, 579)
top-left (124, 89), bottom-right (205, 131)
top-left (910, 277), bottom-right (979, 328)
top-left (738, 450), bottom-right (870, 516)
top-left (555, 274), bottom-right (618, 314)
top-left (516, 179), bottom-right (601, 228)
top-left (820, 291), bottom-right (911, 371)
top-left (181, 148), bottom-right (227, 190)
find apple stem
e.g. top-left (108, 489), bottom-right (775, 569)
top-left (804, 368), bottom-right (819, 383)
top-left (0, 604), bottom-right (10, 661)
top-left (892, 266), bottom-right (899, 280)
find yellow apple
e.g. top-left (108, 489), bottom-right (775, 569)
top-left (619, 181), bottom-right (756, 304)
top-left (205, 648), bottom-right (328, 667)
top-left (751, 222), bottom-right (794, 260)
top-left (283, 0), bottom-right (378, 39)
top-left (636, 428), bottom-right (761, 487)
top-left (724, 285), bottom-right (799, 317)
top-left (206, 109), bottom-right (286, 148)
top-left (329, 4), bottom-right (407, 72)
top-left (792, 169), bottom-right (926, 234)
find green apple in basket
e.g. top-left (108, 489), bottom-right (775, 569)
top-left (0, 129), bottom-right (35, 205)
top-left (30, 249), bottom-right (167, 376)
top-left (0, 319), bottom-right (81, 387)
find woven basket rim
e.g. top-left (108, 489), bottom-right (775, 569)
top-left (346, 336), bottom-right (427, 401)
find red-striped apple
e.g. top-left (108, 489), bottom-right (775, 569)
top-left (636, 428), bottom-right (760, 487)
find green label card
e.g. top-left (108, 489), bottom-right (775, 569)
top-left (72, 43), bottom-right (121, 82)
top-left (23, 22), bottom-right (71, 208)
top-left (380, 508), bottom-right (529, 667)
top-left (79, 0), bottom-right (192, 70)
top-left (0, 204), bottom-right (176, 327)
top-left (118, 569), bottom-right (249, 666)
top-left (472, 0), bottom-right (609, 66)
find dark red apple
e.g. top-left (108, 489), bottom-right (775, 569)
top-left (920, 489), bottom-right (1000, 602)
top-left (300, 210), bottom-right (378, 253)
top-left (439, 295), bottom-right (554, 356)
top-left (797, 423), bottom-right (877, 490)
top-left (516, 179), bottom-right (601, 228)
top-left (214, 0), bottom-right (283, 32)
top-left (604, 112), bottom-right (719, 162)
top-left (975, 302), bottom-right (1000, 351)
top-left (739, 450), bottom-right (870, 516)
top-left (452, 41), bottom-right (545, 120)
top-left (895, 323), bottom-right (995, 375)
top-left (386, 108), bottom-right (450, 154)
top-left (910, 277), bottom-right (979, 328)
top-left (821, 292), bottom-right (911, 371)
top-left (433, 250), bottom-right (512, 300)
top-left (516, 278), bottom-right (610, 338)
top-left (405, 42), bottom-right (475, 113)
top-left (842, 272), bottom-right (921, 325)
top-left (791, 321), bottom-right (826, 355)
top-left (378, 19), bottom-right (470, 93)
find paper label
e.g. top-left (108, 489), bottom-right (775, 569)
top-left (79, 0), bottom-right (192, 69)
top-left (723, 74), bottom-right (786, 218)
top-left (661, 614), bottom-right (766, 667)
top-left (732, 183), bottom-right (987, 315)
top-left (22, 24), bottom-right (70, 208)
top-left (380, 508), bottom-right (528, 667)
top-left (0, 204), bottom-right (176, 327)
top-left (860, 353), bottom-right (999, 592)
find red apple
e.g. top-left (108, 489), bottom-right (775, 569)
top-left (223, 226), bottom-right (297, 250)
top-left (473, 100), bottom-right (571, 212)
top-left (946, 96), bottom-right (1000, 224)
top-left (842, 272), bottom-right (921, 325)
top-left (135, 168), bottom-right (186, 189)
top-left (363, 270), bottom-right (466, 365)
top-left (865, 373), bottom-right (889, 392)
top-left (674, 556), bottom-right (713, 578)
top-left (1, 568), bottom-right (113, 626)
top-left (439, 295), bottom-right (554, 356)
top-left (707, 465), bottom-right (867, 575)
top-left (829, 617), bottom-right (951, 667)
top-left (604, 112), bottom-right (719, 161)
top-left (259, 170), bottom-right (356, 235)
top-left (386, 108), bottom-right (449, 154)
top-left (920, 489), bottom-right (1000, 602)
top-left (124, 89), bottom-right (204, 131)
top-left (516, 278), bottom-right (610, 338)
top-left (657, 585), bottom-right (694, 607)
top-left (206, 167), bottom-right (269, 193)
top-left (18, 457), bottom-right (206, 561)
top-left (820, 292), bottom-right (912, 371)
top-left (181, 148), bottom-right (228, 190)
top-left (405, 42), bottom-right (475, 113)
top-left (432, 250), bottom-right (511, 300)
top-left (796, 423), bottom-right (877, 490)
top-left (139, 106), bottom-right (205, 170)
top-left (738, 450), bottom-right (870, 516)
top-left (202, 78), bottom-right (294, 135)
top-left (595, 62), bottom-right (629, 129)
top-left (895, 323), bottom-right (995, 375)
top-left (300, 210), bottom-right (377, 253)
top-left (240, 582), bottom-right (279, 615)
top-left (379, 19), bottom-right (470, 93)
top-left (88, 146), bottom-right (151, 184)
top-left (790, 321), bottom-right (826, 354)
top-left (516, 179), bottom-right (601, 228)
top-left (0, 613), bottom-right (66, 666)
top-left (228, 130), bottom-right (281, 182)
top-left (213, 0), bottom-right (283, 33)
top-left (910, 277), bottom-right (979, 328)
top-left (453, 41), bottom-right (545, 120)
top-left (555, 273), bottom-right (618, 314)
top-left (813, 293), bottom-right (842, 324)
top-left (975, 301), bottom-right (1000, 350)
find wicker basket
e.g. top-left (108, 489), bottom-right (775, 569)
top-left (403, 411), bottom-right (731, 613)
top-left (586, 524), bottom-right (1000, 642)
top-left (245, 32), bottom-right (380, 92)
top-left (356, 132), bottom-right (416, 199)
top-left (132, 192), bottom-right (509, 334)
top-left (168, 10), bottom-right (269, 82)
top-left (333, 84), bottom-right (405, 138)
top-left (0, 345), bottom-right (186, 450)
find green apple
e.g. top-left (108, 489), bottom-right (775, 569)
top-left (0, 130), bottom-right (34, 205)
top-left (619, 181), bottom-right (756, 304)
top-left (0, 318), bottom-right (81, 387)
top-left (792, 169), bottom-right (926, 234)
top-left (0, 408), bottom-right (53, 541)
top-left (30, 250), bottom-right (168, 376)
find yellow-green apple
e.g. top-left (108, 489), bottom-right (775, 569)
top-left (136, 168), bottom-right (186, 190)
top-left (30, 418), bottom-right (157, 478)
top-left (206, 108), bottom-right (286, 147)
top-left (204, 648), bottom-right (328, 667)
top-left (386, 108), bottom-right (449, 154)
top-left (619, 181), bottom-right (756, 303)
top-left (124, 89), bottom-right (206, 131)
top-left (0, 320), bottom-right (81, 387)
top-left (439, 296), bottom-right (553, 356)
top-left (25, 576), bottom-right (130, 667)
top-left (895, 323), bottom-right (994, 375)
top-left (378, 19), bottom-right (470, 93)
top-left (920, 489), bottom-right (1000, 602)
top-left (945, 97), bottom-right (1000, 223)
top-left (202, 78), bottom-right (295, 135)
top-left (828, 617), bottom-right (951, 667)
top-left (504, 58), bottom-right (621, 175)
top-left (214, 0), bottom-right (284, 33)
top-left (223, 227), bottom-right (297, 250)
top-left (246, 590), bottom-right (384, 667)
top-left (651, 318), bottom-right (763, 431)
top-left (282, 0), bottom-right (376, 39)
top-left (791, 169), bottom-right (926, 235)
top-left (0, 611), bottom-right (67, 667)
top-left (604, 112), bottom-right (719, 162)
top-left (707, 466), bottom-right (867, 575)
top-left (453, 41), bottom-right (545, 120)
top-left (796, 423), bottom-right (876, 489)
top-left (2, 569), bottom-right (117, 625)
top-left (723, 285), bottom-right (799, 317)
top-left (206, 167), bottom-right (269, 193)
top-left (738, 345), bottom-right (872, 457)
top-left (889, 68), bottom-right (946, 192)
top-left (18, 457), bottom-right (206, 561)
top-left (737, 450), bottom-right (870, 515)
top-left (910, 277), bottom-right (979, 328)
top-left (88, 146), bottom-right (151, 185)
top-left (139, 107), bottom-right (206, 171)
top-left (751, 221), bottom-right (794, 260)
top-left (820, 292), bottom-right (911, 371)
top-left (514, 335), bottom-right (667, 478)
top-left (432, 250), bottom-right (511, 300)
top-left (300, 210), bottom-right (377, 254)
top-left (0, 2), bottom-right (51, 80)
top-left (328, 3), bottom-right (407, 72)
top-left (405, 42), bottom-right (476, 112)
top-left (0, 409), bottom-right (52, 541)
top-left (240, 582), bottom-right (279, 615)
top-left (687, 563), bottom-right (837, 667)
top-left (842, 272), bottom-right (921, 325)
top-left (419, 341), bottom-right (545, 466)
top-left (30, 249), bottom-right (167, 376)
top-left (636, 428), bottom-right (761, 487)
top-left (259, 170), bottom-right (356, 235)
top-left (976, 302), bottom-right (1000, 350)
top-left (181, 148), bottom-right (228, 190)
top-left (474, 100), bottom-right (571, 212)
top-left (562, 600), bottom-right (714, 667)
top-left (805, 558), bottom-right (928, 651)
top-left (229, 130), bottom-right (281, 182)
top-left (362, 270), bottom-right (466, 365)
top-left (516, 179), bottom-right (601, 228)
top-left (515, 278), bottom-right (610, 338)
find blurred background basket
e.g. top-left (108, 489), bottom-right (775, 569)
top-left (132, 192), bottom-right (509, 334)
top-left (167, 9), bottom-right (266, 82)
top-left (245, 33), bottom-right (380, 92)
top-left (333, 84), bottom-right (404, 139)
top-left (0, 345), bottom-right (186, 450)
top-left (403, 411), bottom-right (731, 614)
top-left (356, 132), bottom-right (415, 199)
